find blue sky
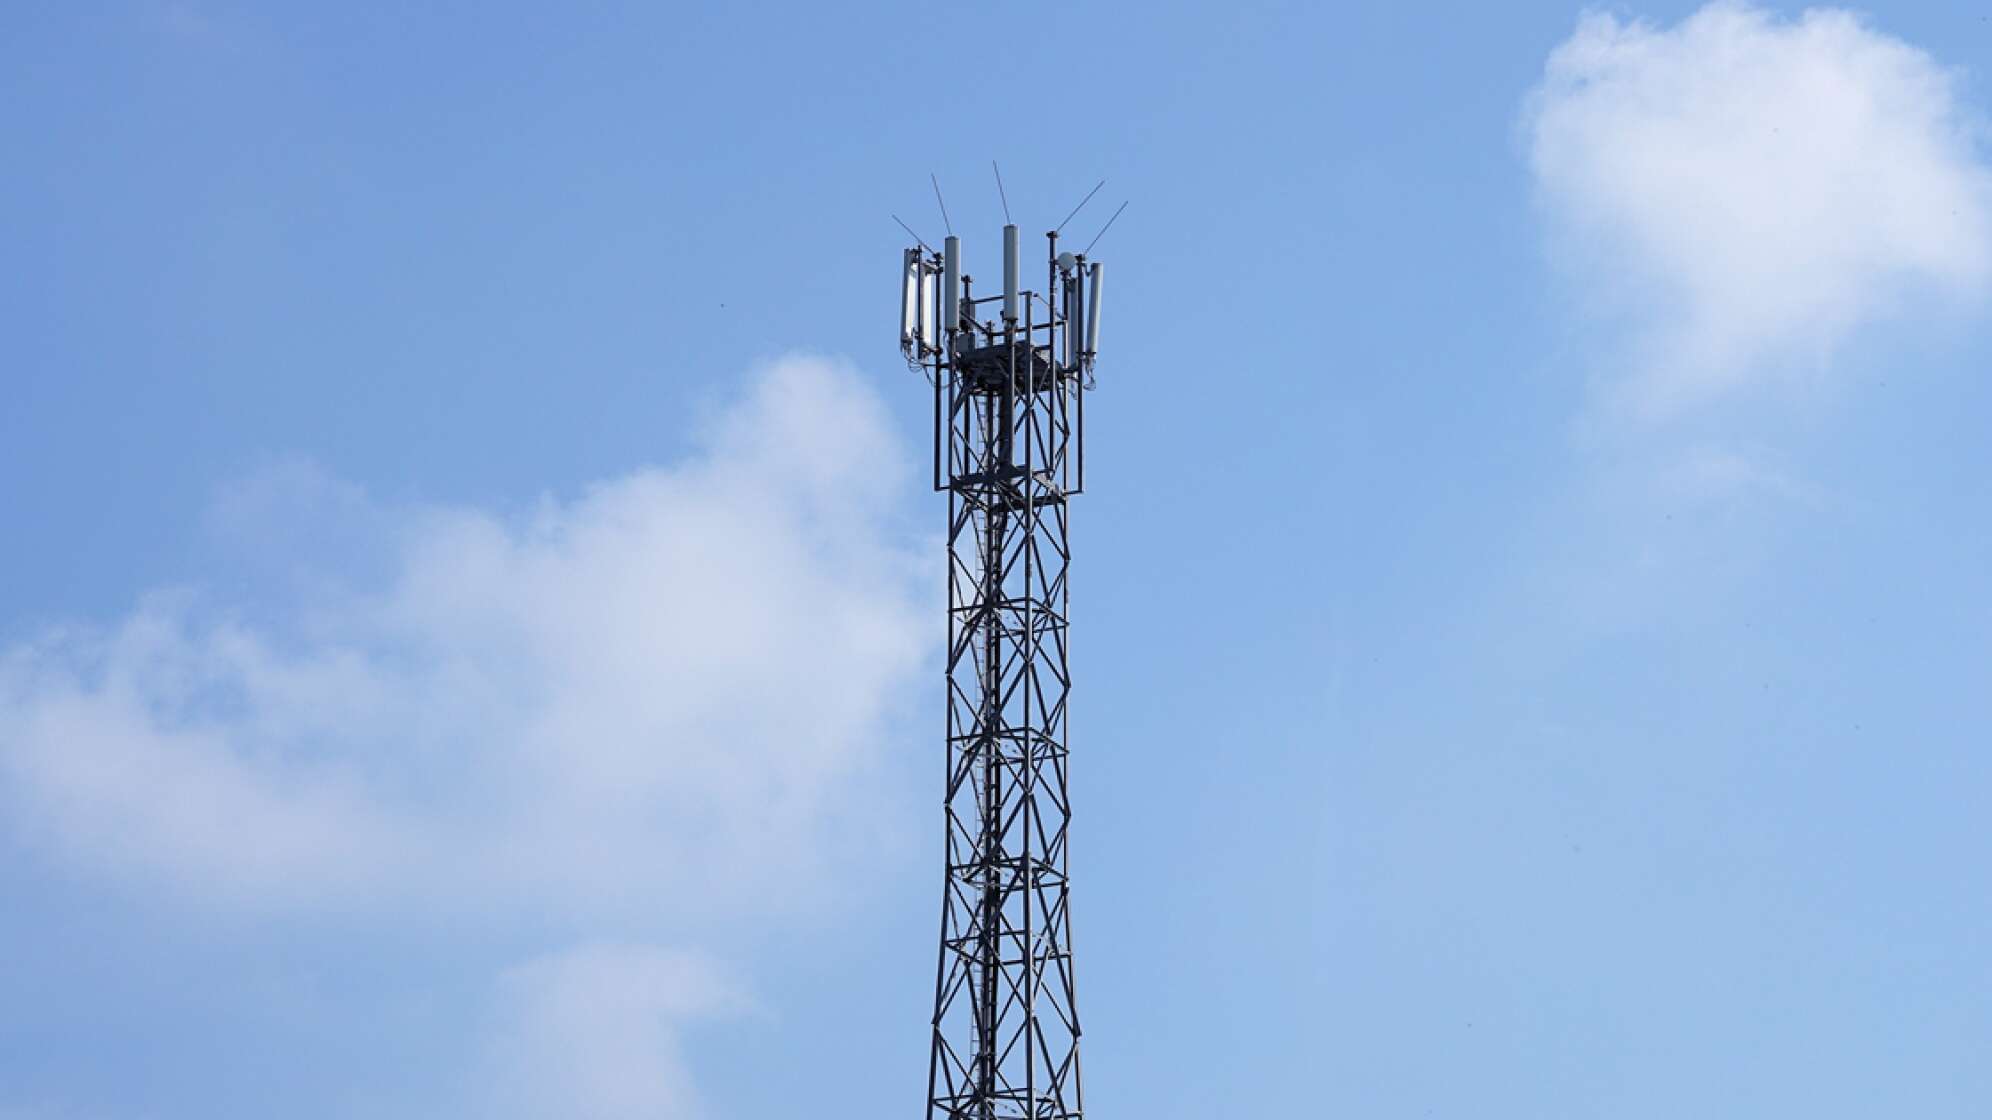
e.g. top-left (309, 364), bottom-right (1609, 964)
top-left (3, 1), bottom-right (1990, 1117)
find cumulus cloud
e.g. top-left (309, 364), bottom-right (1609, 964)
top-left (0, 355), bottom-right (927, 918)
top-left (1525, 1), bottom-right (1992, 415)
top-left (0, 355), bottom-right (929, 1112)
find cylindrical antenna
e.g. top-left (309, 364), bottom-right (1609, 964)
top-left (1085, 262), bottom-right (1104, 359)
top-left (1002, 224), bottom-right (1020, 325)
top-left (942, 236), bottom-right (961, 339)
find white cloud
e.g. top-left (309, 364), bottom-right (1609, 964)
top-left (0, 355), bottom-right (928, 919)
top-left (0, 354), bottom-right (930, 1113)
top-left (1525, 2), bottom-right (1992, 415)
top-left (478, 943), bottom-right (745, 1120)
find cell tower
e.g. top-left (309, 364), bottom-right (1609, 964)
top-left (900, 206), bottom-right (1104, 1120)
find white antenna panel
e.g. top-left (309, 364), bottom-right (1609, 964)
top-left (1085, 262), bottom-right (1103, 359)
top-left (901, 249), bottom-right (922, 351)
top-left (919, 262), bottom-right (936, 348)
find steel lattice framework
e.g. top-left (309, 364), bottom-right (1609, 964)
top-left (902, 225), bottom-right (1100, 1120)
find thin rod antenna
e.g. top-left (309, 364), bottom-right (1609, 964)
top-left (1084, 200), bottom-right (1129, 255)
top-left (992, 161), bottom-right (1012, 225)
top-left (930, 173), bottom-right (954, 237)
top-left (1055, 179), bottom-right (1105, 235)
top-left (892, 214), bottom-right (933, 253)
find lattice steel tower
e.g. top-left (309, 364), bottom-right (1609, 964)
top-left (900, 217), bottom-right (1103, 1120)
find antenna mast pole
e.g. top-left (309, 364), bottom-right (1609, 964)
top-left (901, 212), bottom-right (1103, 1120)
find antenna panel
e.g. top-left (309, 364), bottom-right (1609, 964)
top-left (919, 263), bottom-right (936, 350)
top-left (1085, 261), bottom-right (1104, 360)
top-left (942, 236), bottom-right (961, 340)
top-left (901, 248), bottom-right (922, 352)
top-left (1002, 224), bottom-right (1019, 324)
top-left (1064, 272), bottom-right (1083, 367)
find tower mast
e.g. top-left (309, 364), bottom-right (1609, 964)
top-left (901, 218), bottom-right (1104, 1120)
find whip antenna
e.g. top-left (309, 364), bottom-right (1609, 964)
top-left (1084, 199), bottom-right (1129, 255)
top-left (892, 214), bottom-right (932, 254)
top-left (930, 173), bottom-right (953, 237)
top-left (1055, 179), bottom-right (1105, 235)
top-left (992, 161), bottom-right (1012, 225)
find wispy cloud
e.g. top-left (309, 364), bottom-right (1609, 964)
top-left (1525, 1), bottom-right (1992, 417)
top-left (477, 944), bottom-right (747, 1120)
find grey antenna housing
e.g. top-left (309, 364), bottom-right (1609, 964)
top-left (1002, 224), bottom-right (1020, 324)
top-left (942, 236), bottom-right (961, 341)
top-left (897, 201), bottom-right (1106, 1120)
top-left (1084, 261), bottom-right (1103, 367)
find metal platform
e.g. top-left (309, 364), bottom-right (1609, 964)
top-left (953, 340), bottom-right (1064, 395)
